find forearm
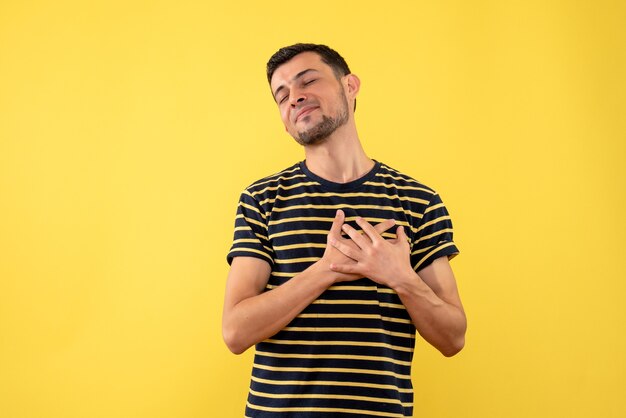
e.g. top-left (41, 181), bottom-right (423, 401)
top-left (394, 271), bottom-right (467, 357)
top-left (224, 211), bottom-right (394, 354)
top-left (222, 261), bottom-right (335, 354)
top-left (326, 218), bottom-right (466, 356)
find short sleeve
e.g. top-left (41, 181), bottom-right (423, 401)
top-left (226, 191), bottom-right (274, 266)
top-left (410, 192), bottom-right (459, 272)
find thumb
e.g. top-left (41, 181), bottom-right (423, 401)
top-left (396, 225), bottom-right (409, 244)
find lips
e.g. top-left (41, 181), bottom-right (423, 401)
top-left (295, 106), bottom-right (318, 122)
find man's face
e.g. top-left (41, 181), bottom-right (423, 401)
top-left (269, 52), bottom-right (351, 146)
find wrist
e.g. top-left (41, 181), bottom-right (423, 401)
top-left (391, 268), bottom-right (429, 297)
top-left (308, 258), bottom-right (341, 287)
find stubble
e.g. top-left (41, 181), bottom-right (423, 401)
top-left (294, 91), bottom-right (349, 146)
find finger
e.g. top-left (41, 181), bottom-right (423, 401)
top-left (396, 225), bottom-right (406, 239)
top-left (402, 225), bottom-right (413, 244)
top-left (396, 225), bottom-right (410, 246)
top-left (341, 223), bottom-right (370, 249)
top-left (328, 209), bottom-right (345, 237)
top-left (329, 262), bottom-right (361, 275)
top-left (330, 235), bottom-right (362, 261)
top-left (355, 217), bottom-right (384, 243)
top-left (374, 218), bottom-right (396, 235)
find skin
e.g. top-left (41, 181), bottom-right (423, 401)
top-left (222, 51), bottom-right (466, 357)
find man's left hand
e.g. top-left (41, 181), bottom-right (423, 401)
top-left (328, 217), bottom-right (415, 288)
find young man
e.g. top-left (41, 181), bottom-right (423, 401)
top-left (223, 43), bottom-right (466, 418)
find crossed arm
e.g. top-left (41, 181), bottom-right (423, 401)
top-left (222, 210), bottom-right (466, 356)
top-left (329, 213), bottom-right (466, 356)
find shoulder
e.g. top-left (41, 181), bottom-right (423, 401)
top-left (241, 162), bottom-right (302, 192)
top-left (375, 161), bottom-right (439, 199)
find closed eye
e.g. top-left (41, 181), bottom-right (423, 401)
top-left (276, 79), bottom-right (317, 105)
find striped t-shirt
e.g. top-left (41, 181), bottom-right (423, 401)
top-left (227, 160), bottom-right (459, 418)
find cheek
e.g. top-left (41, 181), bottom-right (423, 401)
top-left (280, 109), bottom-right (292, 127)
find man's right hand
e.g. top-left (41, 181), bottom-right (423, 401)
top-left (322, 209), bottom-right (396, 283)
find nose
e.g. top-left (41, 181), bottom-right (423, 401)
top-left (289, 91), bottom-right (306, 107)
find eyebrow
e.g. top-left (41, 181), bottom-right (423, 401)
top-left (272, 69), bottom-right (319, 101)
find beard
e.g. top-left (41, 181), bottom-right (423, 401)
top-left (293, 92), bottom-right (350, 146)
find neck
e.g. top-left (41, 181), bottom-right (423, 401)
top-left (303, 123), bottom-right (373, 183)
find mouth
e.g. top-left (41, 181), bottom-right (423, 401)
top-left (295, 106), bottom-right (318, 122)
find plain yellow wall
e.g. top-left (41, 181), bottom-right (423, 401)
top-left (1, 1), bottom-right (625, 417)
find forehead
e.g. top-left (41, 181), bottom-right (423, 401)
top-left (269, 52), bottom-right (332, 90)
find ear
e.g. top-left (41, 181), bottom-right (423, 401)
top-left (344, 73), bottom-right (361, 98)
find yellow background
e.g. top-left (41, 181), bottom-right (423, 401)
top-left (1, 1), bottom-right (625, 417)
